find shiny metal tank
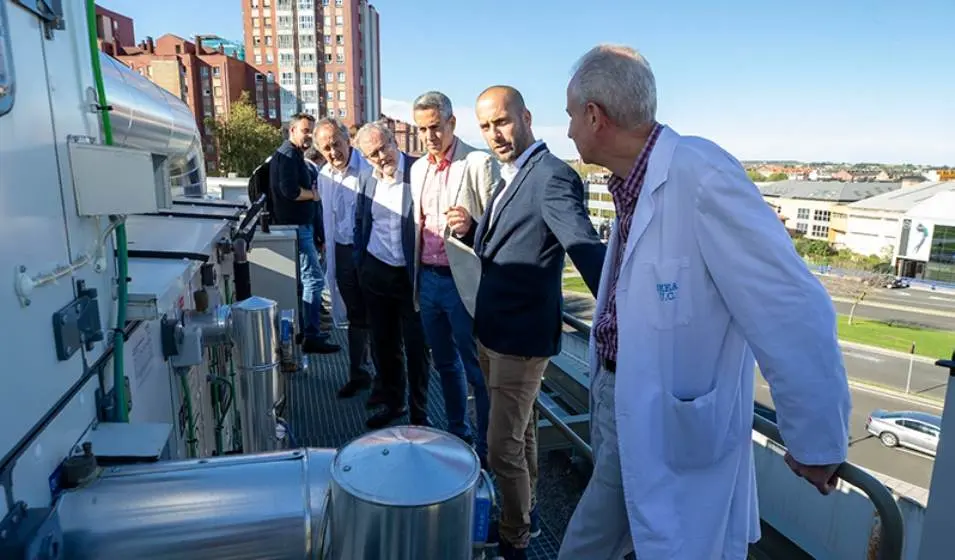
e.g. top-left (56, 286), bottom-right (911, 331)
top-left (230, 296), bottom-right (287, 453)
top-left (57, 448), bottom-right (336, 559)
top-left (326, 426), bottom-right (482, 560)
top-left (99, 52), bottom-right (205, 197)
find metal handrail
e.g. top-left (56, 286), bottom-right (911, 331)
top-left (534, 399), bottom-right (593, 463)
top-left (554, 312), bottom-right (905, 560)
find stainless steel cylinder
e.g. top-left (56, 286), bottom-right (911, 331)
top-left (326, 426), bottom-right (482, 560)
top-left (57, 448), bottom-right (336, 559)
top-left (230, 296), bottom-right (286, 453)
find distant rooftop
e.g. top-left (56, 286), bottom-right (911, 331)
top-left (847, 181), bottom-right (955, 212)
top-left (759, 180), bottom-right (900, 203)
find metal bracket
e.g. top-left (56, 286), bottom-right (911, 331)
top-left (936, 350), bottom-right (955, 376)
top-left (52, 280), bottom-right (105, 361)
top-left (95, 376), bottom-right (132, 422)
top-left (12, 0), bottom-right (65, 39)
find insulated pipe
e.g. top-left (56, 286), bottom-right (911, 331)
top-left (56, 449), bottom-right (335, 559)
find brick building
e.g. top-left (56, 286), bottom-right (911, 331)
top-left (243, 0), bottom-right (381, 127)
top-left (94, 5), bottom-right (135, 57)
top-left (114, 35), bottom-right (282, 174)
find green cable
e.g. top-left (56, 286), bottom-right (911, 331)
top-left (209, 348), bottom-right (224, 456)
top-left (179, 374), bottom-right (198, 458)
top-left (224, 279), bottom-right (241, 451)
top-left (86, 0), bottom-right (128, 422)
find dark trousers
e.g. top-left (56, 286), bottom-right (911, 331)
top-left (334, 243), bottom-right (375, 384)
top-left (360, 254), bottom-right (430, 421)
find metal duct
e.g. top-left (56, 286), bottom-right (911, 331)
top-left (230, 296), bottom-right (287, 453)
top-left (99, 52), bottom-right (206, 198)
top-left (56, 449), bottom-right (335, 559)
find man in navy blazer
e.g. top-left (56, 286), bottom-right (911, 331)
top-left (353, 120), bottom-right (431, 430)
top-left (447, 86), bottom-right (605, 560)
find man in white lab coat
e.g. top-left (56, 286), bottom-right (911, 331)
top-left (557, 45), bottom-right (852, 560)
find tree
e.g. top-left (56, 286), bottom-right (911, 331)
top-left (205, 91), bottom-right (283, 177)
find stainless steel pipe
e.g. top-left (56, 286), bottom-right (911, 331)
top-left (230, 296), bottom-right (286, 453)
top-left (57, 449), bottom-right (336, 559)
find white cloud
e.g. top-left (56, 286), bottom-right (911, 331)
top-left (381, 97), bottom-right (580, 161)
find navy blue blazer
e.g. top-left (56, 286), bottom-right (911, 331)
top-left (463, 143), bottom-right (605, 357)
top-left (353, 153), bottom-right (419, 284)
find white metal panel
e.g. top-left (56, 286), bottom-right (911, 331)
top-left (0, 3), bottom-right (95, 491)
top-left (127, 258), bottom-right (200, 320)
top-left (125, 215), bottom-right (232, 256)
top-left (69, 142), bottom-right (161, 216)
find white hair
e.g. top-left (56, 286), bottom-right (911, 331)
top-left (355, 120), bottom-right (396, 148)
top-left (413, 91), bottom-right (453, 121)
top-left (568, 45), bottom-right (657, 128)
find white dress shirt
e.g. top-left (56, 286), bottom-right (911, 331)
top-left (488, 139), bottom-right (545, 227)
top-left (367, 154), bottom-right (407, 267)
top-left (319, 149), bottom-right (364, 245)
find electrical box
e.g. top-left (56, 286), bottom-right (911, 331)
top-left (68, 142), bottom-right (172, 216)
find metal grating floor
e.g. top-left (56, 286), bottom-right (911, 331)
top-left (287, 328), bottom-right (563, 560)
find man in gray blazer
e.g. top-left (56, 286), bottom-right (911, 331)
top-left (410, 91), bottom-right (498, 468)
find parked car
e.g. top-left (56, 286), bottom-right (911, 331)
top-left (866, 409), bottom-right (941, 456)
top-left (883, 276), bottom-right (910, 289)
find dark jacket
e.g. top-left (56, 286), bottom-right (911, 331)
top-left (462, 143), bottom-right (605, 357)
top-left (353, 153), bottom-right (418, 283)
top-left (269, 140), bottom-right (313, 226)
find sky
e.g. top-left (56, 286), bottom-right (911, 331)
top-left (100, 0), bottom-right (954, 166)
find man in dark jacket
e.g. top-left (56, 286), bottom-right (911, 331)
top-left (269, 113), bottom-right (339, 354)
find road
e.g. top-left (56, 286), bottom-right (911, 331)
top-left (838, 344), bottom-right (949, 400)
top-left (755, 370), bottom-right (940, 490)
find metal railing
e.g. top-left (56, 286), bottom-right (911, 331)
top-left (539, 312), bottom-right (905, 560)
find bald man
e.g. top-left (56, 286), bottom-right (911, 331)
top-left (447, 86), bottom-right (605, 560)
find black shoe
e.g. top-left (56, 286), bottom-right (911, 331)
top-left (337, 379), bottom-right (371, 399)
top-left (366, 407), bottom-right (407, 430)
top-left (495, 539), bottom-right (527, 560)
top-left (365, 390), bottom-right (388, 409)
top-left (303, 338), bottom-right (340, 354)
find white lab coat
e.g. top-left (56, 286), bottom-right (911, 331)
top-left (590, 126), bottom-right (852, 559)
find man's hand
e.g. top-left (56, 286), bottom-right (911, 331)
top-left (784, 452), bottom-right (840, 495)
top-left (445, 206), bottom-right (473, 237)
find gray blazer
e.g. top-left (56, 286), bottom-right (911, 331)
top-left (409, 138), bottom-right (500, 308)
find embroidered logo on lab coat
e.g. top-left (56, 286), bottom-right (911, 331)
top-left (656, 282), bottom-right (679, 302)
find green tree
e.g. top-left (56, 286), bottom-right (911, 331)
top-left (747, 170), bottom-right (767, 182)
top-left (205, 91), bottom-right (283, 177)
top-left (767, 172), bottom-right (789, 181)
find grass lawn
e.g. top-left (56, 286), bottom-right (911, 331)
top-left (560, 276), bottom-right (955, 358)
top-left (562, 276), bottom-right (590, 293)
top-left (837, 315), bottom-right (955, 359)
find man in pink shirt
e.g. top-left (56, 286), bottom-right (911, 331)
top-left (410, 91), bottom-right (498, 467)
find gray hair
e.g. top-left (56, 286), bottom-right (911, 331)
top-left (412, 91), bottom-right (453, 121)
top-left (568, 45), bottom-right (657, 128)
top-left (314, 117), bottom-right (349, 141)
top-left (355, 120), bottom-right (396, 148)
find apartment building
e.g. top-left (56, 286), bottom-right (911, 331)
top-left (94, 4), bottom-right (135, 57)
top-left (243, 0), bottom-right (381, 127)
top-left (116, 35), bottom-right (282, 173)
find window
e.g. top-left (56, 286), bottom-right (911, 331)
top-left (280, 53), bottom-right (294, 65)
top-left (335, 15), bottom-right (344, 26)
top-left (265, 35), bottom-right (273, 46)
top-left (299, 0), bottom-right (313, 8)
top-left (264, 0), bottom-right (271, 5)
top-left (200, 66), bottom-right (210, 77)
top-left (336, 54), bottom-right (344, 64)
top-left (265, 53), bottom-right (274, 64)
top-left (797, 208), bottom-right (810, 220)
top-left (302, 90), bottom-right (317, 102)
top-left (337, 71), bottom-right (346, 82)
top-left (302, 72), bottom-right (316, 85)
top-left (299, 15), bottom-right (314, 29)
top-left (269, 108), bottom-right (277, 119)
top-left (252, 18), bottom-right (260, 28)
top-left (326, 71), bottom-right (333, 82)
top-left (254, 54), bottom-right (263, 64)
top-left (336, 0), bottom-right (342, 5)
top-left (324, 16), bottom-right (332, 26)
top-left (322, 0), bottom-right (329, 4)
top-left (277, 0), bottom-right (290, 8)
top-left (280, 72), bottom-right (294, 86)
top-left (299, 34), bottom-right (315, 48)
top-left (214, 86), bottom-right (223, 97)
top-left (811, 225), bottom-right (829, 238)
top-left (264, 16), bottom-right (272, 28)
top-left (338, 90), bottom-right (346, 101)
top-left (301, 53), bottom-right (316, 66)
top-left (279, 15), bottom-right (292, 28)
top-left (251, 0), bottom-right (259, 7)
top-left (325, 53), bottom-right (333, 63)
top-left (336, 34), bottom-right (344, 45)
top-left (324, 35), bottom-right (332, 44)
top-left (213, 66), bottom-right (221, 77)
top-left (339, 108), bottom-right (346, 117)
top-left (796, 223), bottom-right (808, 234)
top-left (326, 91), bottom-right (334, 100)
top-left (278, 34), bottom-right (293, 48)
top-left (813, 210), bottom-right (831, 222)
